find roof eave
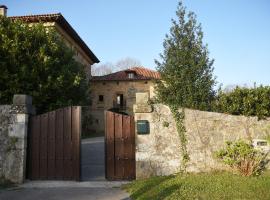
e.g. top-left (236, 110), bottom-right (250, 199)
top-left (9, 14), bottom-right (100, 64)
top-left (56, 15), bottom-right (100, 63)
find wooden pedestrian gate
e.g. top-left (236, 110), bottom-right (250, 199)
top-left (105, 111), bottom-right (136, 180)
top-left (27, 106), bottom-right (81, 181)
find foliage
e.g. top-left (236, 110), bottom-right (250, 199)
top-left (213, 86), bottom-right (270, 119)
top-left (123, 171), bottom-right (270, 200)
top-left (216, 140), bottom-right (268, 176)
top-left (155, 1), bottom-right (216, 111)
top-left (170, 106), bottom-right (189, 169)
top-left (0, 16), bottom-right (89, 113)
top-left (155, 1), bottom-right (216, 170)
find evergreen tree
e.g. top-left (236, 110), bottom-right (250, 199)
top-left (155, 1), bottom-right (216, 110)
top-left (0, 16), bottom-right (90, 113)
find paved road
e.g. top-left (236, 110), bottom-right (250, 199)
top-left (0, 187), bottom-right (130, 200)
top-left (81, 137), bottom-right (105, 181)
top-left (0, 137), bottom-right (131, 200)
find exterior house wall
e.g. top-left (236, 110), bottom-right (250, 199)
top-left (134, 93), bottom-right (270, 179)
top-left (26, 21), bottom-right (94, 78)
top-left (54, 24), bottom-right (94, 77)
top-left (89, 80), bottom-right (156, 133)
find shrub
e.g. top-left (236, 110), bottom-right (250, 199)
top-left (216, 140), bottom-right (268, 176)
top-left (213, 86), bottom-right (270, 119)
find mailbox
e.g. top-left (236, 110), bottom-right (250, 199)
top-left (137, 120), bottom-right (150, 134)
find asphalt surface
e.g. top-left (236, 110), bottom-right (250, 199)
top-left (0, 187), bottom-right (130, 200)
top-left (81, 137), bottom-right (106, 181)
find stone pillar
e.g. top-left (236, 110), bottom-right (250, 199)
top-left (133, 92), bottom-right (153, 113)
top-left (7, 94), bottom-right (33, 184)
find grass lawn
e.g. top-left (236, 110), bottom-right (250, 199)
top-left (123, 171), bottom-right (270, 200)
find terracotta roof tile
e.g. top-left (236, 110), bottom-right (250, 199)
top-left (91, 67), bottom-right (160, 81)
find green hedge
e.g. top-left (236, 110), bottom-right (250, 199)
top-left (212, 86), bottom-right (270, 119)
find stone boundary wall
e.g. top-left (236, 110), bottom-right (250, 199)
top-left (134, 93), bottom-right (270, 179)
top-left (0, 95), bottom-right (33, 184)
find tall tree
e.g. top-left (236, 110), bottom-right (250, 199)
top-left (0, 16), bottom-right (89, 113)
top-left (155, 1), bottom-right (216, 110)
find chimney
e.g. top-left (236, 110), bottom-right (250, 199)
top-left (0, 5), bottom-right (8, 17)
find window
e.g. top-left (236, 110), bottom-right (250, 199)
top-left (116, 94), bottom-right (124, 106)
top-left (98, 95), bottom-right (104, 102)
top-left (128, 73), bottom-right (135, 79)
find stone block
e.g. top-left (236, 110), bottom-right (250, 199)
top-left (13, 94), bottom-right (32, 105)
top-left (15, 138), bottom-right (27, 150)
top-left (8, 123), bottom-right (27, 138)
top-left (136, 92), bottom-right (149, 105)
top-left (133, 104), bottom-right (153, 113)
top-left (16, 114), bottom-right (28, 123)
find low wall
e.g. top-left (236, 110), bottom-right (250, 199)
top-left (134, 93), bottom-right (270, 179)
top-left (0, 95), bottom-right (33, 184)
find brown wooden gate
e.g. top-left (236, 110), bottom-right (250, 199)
top-left (27, 106), bottom-right (81, 181)
top-left (105, 111), bottom-right (136, 180)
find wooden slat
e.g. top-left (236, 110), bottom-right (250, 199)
top-left (104, 111), bottom-right (136, 181)
top-left (72, 106), bottom-right (81, 181)
top-left (40, 113), bottom-right (48, 179)
top-left (130, 116), bottom-right (136, 179)
top-left (55, 108), bottom-right (64, 179)
top-left (105, 111), bottom-right (115, 180)
top-left (28, 106), bottom-right (81, 181)
top-left (48, 111), bottom-right (56, 179)
top-left (31, 116), bottom-right (41, 179)
top-left (114, 113), bottom-right (124, 179)
top-left (123, 115), bottom-right (132, 179)
top-left (63, 107), bottom-right (72, 180)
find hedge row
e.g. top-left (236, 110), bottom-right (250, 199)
top-left (212, 86), bottom-right (270, 119)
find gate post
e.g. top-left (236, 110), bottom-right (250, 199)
top-left (7, 94), bottom-right (34, 183)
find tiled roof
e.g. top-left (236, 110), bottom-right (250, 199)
top-left (9, 13), bottom-right (99, 63)
top-left (91, 67), bottom-right (161, 81)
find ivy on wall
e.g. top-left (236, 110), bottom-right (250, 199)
top-left (170, 106), bottom-right (190, 170)
top-left (154, 1), bottom-right (215, 170)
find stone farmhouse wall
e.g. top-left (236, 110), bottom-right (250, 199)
top-left (89, 80), bottom-right (155, 133)
top-left (0, 95), bottom-right (33, 184)
top-left (134, 93), bottom-right (270, 179)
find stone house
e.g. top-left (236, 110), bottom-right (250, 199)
top-left (0, 5), bottom-right (99, 76)
top-left (89, 67), bottom-right (160, 133)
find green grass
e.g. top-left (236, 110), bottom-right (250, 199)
top-left (123, 171), bottom-right (270, 200)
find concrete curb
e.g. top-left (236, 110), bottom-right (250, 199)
top-left (19, 181), bottom-right (130, 189)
